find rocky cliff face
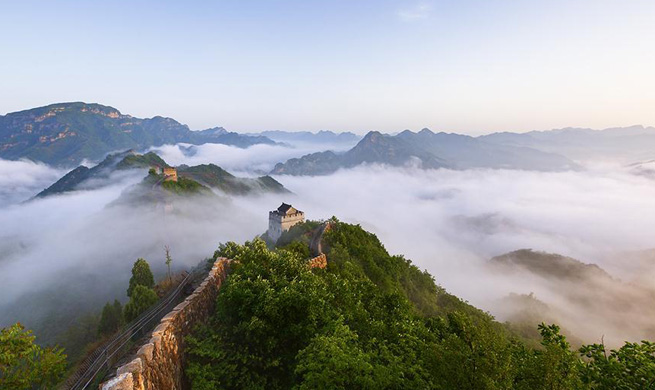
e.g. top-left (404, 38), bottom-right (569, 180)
top-left (0, 102), bottom-right (275, 166)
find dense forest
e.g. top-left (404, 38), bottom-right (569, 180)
top-left (184, 219), bottom-right (655, 389)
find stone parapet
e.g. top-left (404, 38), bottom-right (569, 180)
top-left (100, 258), bottom-right (231, 390)
top-left (308, 253), bottom-right (327, 269)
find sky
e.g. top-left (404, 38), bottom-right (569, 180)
top-left (1, 0), bottom-right (655, 134)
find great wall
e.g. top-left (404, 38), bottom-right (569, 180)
top-left (96, 204), bottom-right (327, 389)
top-left (99, 259), bottom-right (231, 390)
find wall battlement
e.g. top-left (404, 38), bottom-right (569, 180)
top-left (100, 258), bottom-right (231, 390)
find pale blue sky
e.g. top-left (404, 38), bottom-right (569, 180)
top-left (1, 1), bottom-right (654, 134)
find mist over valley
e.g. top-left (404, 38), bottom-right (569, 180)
top-left (2, 118), bottom-right (655, 357)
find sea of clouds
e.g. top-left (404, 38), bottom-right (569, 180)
top-left (148, 139), bottom-right (355, 175)
top-left (1, 141), bottom-right (655, 347)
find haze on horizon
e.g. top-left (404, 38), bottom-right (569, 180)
top-left (2, 0), bottom-right (655, 135)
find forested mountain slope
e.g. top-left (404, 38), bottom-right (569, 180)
top-left (184, 220), bottom-right (655, 389)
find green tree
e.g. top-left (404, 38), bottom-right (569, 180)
top-left (426, 311), bottom-right (515, 389)
top-left (0, 323), bottom-right (67, 390)
top-left (579, 340), bottom-right (655, 389)
top-left (280, 241), bottom-right (310, 259)
top-left (294, 321), bottom-right (377, 390)
top-left (185, 221), bottom-right (655, 389)
top-left (187, 239), bottom-right (336, 389)
top-left (188, 238), bottom-right (435, 389)
top-left (127, 258), bottom-right (154, 297)
top-left (513, 323), bottom-right (586, 390)
top-left (165, 245), bottom-right (173, 283)
top-left (97, 300), bottom-right (124, 336)
top-left (56, 313), bottom-right (100, 364)
top-left (123, 285), bottom-right (158, 322)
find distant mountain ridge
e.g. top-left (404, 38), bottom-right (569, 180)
top-left (271, 128), bottom-right (577, 175)
top-left (253, 130), bottom-right (361, 145)
top-left (480, 125), bottom-right (655, 161)
top-left (489, 249), bottom-right (613, 282)
top-left (6, 102), bottom-right (653, 170)
top-left (488, 249), bottom-right (655, 344)
top-left (0, 102), bottom-right (275, 166)
top-left (35, 150), bottom-right (288, 198)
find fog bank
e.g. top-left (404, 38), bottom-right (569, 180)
top-left (0, 159), bottom-right (63, 206)
top-left (270, 164), bottom-right (655, 345)
top-left (2, 150), bottom-right (655, 347)
top-left (149, 141), bottom-right (353, 175)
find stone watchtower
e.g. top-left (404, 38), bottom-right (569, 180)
top-left (268, 203), bottom-right (305, 242)
top-left (163, 167), bottom-right (178, 182)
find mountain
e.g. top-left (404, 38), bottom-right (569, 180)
top-left (488, 249), bottom-right (655, 344)
top-left (254, 130), bottom-right (361, 145)
top-left (0, 102), bottom-right (276, 166)
top-left (489, 249), bottom-right (612, 282)
top-left (480, 125), bottom-right (655, 162)
top-left (396, 128), bottom-right (577, 170)
top-left (627, 159), bottom-right (655, 179)
top-left (113, 169), bottom-right (214, 206)
top-left (36, 151), bottom-right (288, 198)
top-left (184, 221), bottom-right (655, 389)
top-left (270, 150), bottom-right (344, 176)
top-left (271, 129), bottom-right (576, 175)
top-left (35, 150), bottom-right (163, 198)
top-left (177, 164), bottom-right (289, 195)
top-left (271, 131), bottom-right (448, 175)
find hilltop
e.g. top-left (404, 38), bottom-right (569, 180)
top-left (182, 220), bottom-right (655, 389)
top-left (0, 102), bottom-right (275, 166)
top-left (489, 249), bottom-right (613, 282)
top-left (177, 164), bottom-right (287, 196)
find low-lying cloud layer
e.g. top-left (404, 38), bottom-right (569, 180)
top-left (149, 141), bottom-right (354, 175)
top-left (272, 164), bottom-right (655, 345)
top-left (0, 159), bottom-right (63, 206)
top-left (1, 146), bottom-right (655, 348)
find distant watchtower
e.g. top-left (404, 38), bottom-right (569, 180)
top-left (163, 167), bottom-right (178, 182)
top-left (268, 203), bottom-right (305, 242)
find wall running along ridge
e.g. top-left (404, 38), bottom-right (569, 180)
top-left (100, 258), bottom-right (231, 390)
top-left (308, 253), bottom-right (327, 269)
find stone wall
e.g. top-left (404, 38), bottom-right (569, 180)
top-left (308, 253), bottom-right (327, 269)
top-left (100, 258), bottom-right (231, 390)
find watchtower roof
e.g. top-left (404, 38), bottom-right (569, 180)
top-left (272, 203), bottom-right (303, 216)
top-left (278, 203), bottom-right (292, 213)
